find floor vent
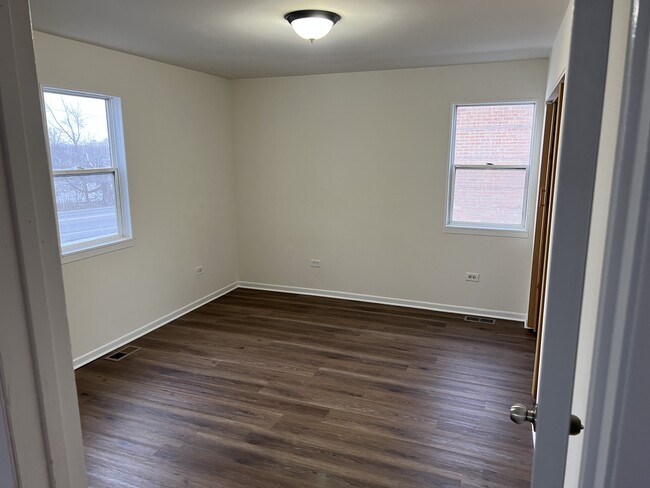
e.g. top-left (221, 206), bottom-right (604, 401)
top-left (464, 315), bottom-right (497, 325)
top-left (105, 346), bottom-right (140, 362)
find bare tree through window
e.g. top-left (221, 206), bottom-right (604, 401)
top-left (43, 89), bottom-right (130, 251)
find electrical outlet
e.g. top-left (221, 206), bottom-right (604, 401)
top-left (465, 272), bottom-right (480, 282)
top-left (310, 259), bottom-right (321, 268)
top-left (196, 265), bottom-right (203, 276)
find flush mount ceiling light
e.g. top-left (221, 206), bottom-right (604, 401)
top-left (284, 10), bottom-right (341, 43)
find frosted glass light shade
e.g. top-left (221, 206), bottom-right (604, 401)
top-left (285, 10), bottom-right (341, 42)
top-left (291, 17), bottom-right (334, 41)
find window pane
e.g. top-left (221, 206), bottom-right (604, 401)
top-left (451, 168), bottom-right (526, 226)
top-left (454, 104), bottom-right (534, 166)
top-left (53, 174), bottom-right (119, 246)
top-left (44, 92), bottom-right (112, 170)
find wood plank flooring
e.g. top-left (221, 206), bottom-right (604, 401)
top-left (75, 289), bottom-right (536, 488)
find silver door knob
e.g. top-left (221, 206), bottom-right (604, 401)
top-left (510, 403), bottom-right (537, 430)
top-left (510, 404), bottom-right (585, 436)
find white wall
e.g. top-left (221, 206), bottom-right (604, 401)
top-left (547, 2), bottom-right (574, 98)
top-left (561, 0), bottom-right (631, 485)
top-left (33, 33), bottom-right (239, 362)
top-left (32, 34), bottom-right (549, 362)
top-left (232, 60), bottom-right (548, 318)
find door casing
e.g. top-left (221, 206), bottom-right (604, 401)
top-left (529, 81), bottom-right (564, 398)
top-left (0, 0), bottom-right (88, 485)
top-left (579, 0), bottom-right (650, 484)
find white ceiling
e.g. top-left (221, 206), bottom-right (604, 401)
top-left (30, 0), bottom-right (569, 80)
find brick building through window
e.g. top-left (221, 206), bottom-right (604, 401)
top-left (447, 102), bottom-right (536, 233)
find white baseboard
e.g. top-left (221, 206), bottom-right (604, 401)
top-left (72, 281), bottom-right (238, 369)
top-left (74, 280), bottom-right (526, 369)
top-left (237, 281), bottom-right (527, 323)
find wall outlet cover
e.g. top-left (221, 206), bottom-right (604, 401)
top-left (465, 272), bottom-right (480, 282)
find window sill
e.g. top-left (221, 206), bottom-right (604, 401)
top-left (444, 225), bottom-right (529, 239)
top-left (61, 237), bottom-right (134, 264)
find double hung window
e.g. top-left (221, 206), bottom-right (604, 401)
top-left (446, 102), bottom-right (536, 236)
top-left (42, 87), bottom-right (132, 260)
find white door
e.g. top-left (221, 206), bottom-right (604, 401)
top-left (517, 0), bottom-right (617, 486)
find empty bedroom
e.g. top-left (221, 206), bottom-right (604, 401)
top-left (2, 0), bottom-right (643, 487)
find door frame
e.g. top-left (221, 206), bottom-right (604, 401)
top-left (579, 0), bottom-right (650, 484)
top-left (529, 81), bottom-right (563, 398)
top-left (527, 86), bottom-right (561, 333)
top-left (0, 0), bottom-right (87, 485)
top-left (531, 0), bottom-right (614, 486)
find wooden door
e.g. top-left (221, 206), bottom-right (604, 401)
top-left (528, 81), bottom-right (564, 397)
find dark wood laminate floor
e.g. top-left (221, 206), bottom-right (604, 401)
top-left (76, 289), bottom-right (536, 488)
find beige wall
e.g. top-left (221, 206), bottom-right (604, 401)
top-left (33, 33), bottom-right (549, 361)
top-left (547, 3), bottom-right (574, 98)
top-left (562, 0), bottom-right (631, 485)
top-left (33, 33), bottom-right (239, 362)
top-left (233, 60), bottom-right (548, 318)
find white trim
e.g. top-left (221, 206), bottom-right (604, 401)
top-left (73, 281), bottom-right (238, 369)
top-left (444, 225), bottom-right (529, 238)
top-left (73, 280), bottom-right (527, 371)
top-left (444, 100), bottom-right (539, 235)
top-left (0, 0), bottom-right (88, 484)
top-left (237, 282), bottom-right (527, 323)
top-left (62, 236), bottom-right (134, 264)
top-left (41, 85), bottom-right (133, 257)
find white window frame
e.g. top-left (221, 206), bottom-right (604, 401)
top-left (40, 86), bottom-right (133, 263)
top-left (444, 101), bottom-right (537, 238)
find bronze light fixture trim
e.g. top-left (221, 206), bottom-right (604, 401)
top-left (284, 10), bottom-right (342, 42)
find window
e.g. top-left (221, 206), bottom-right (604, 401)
top-left (446, 102), bottom-right (536, 236)
top-left (42, 87), bottom-right (132, 261)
